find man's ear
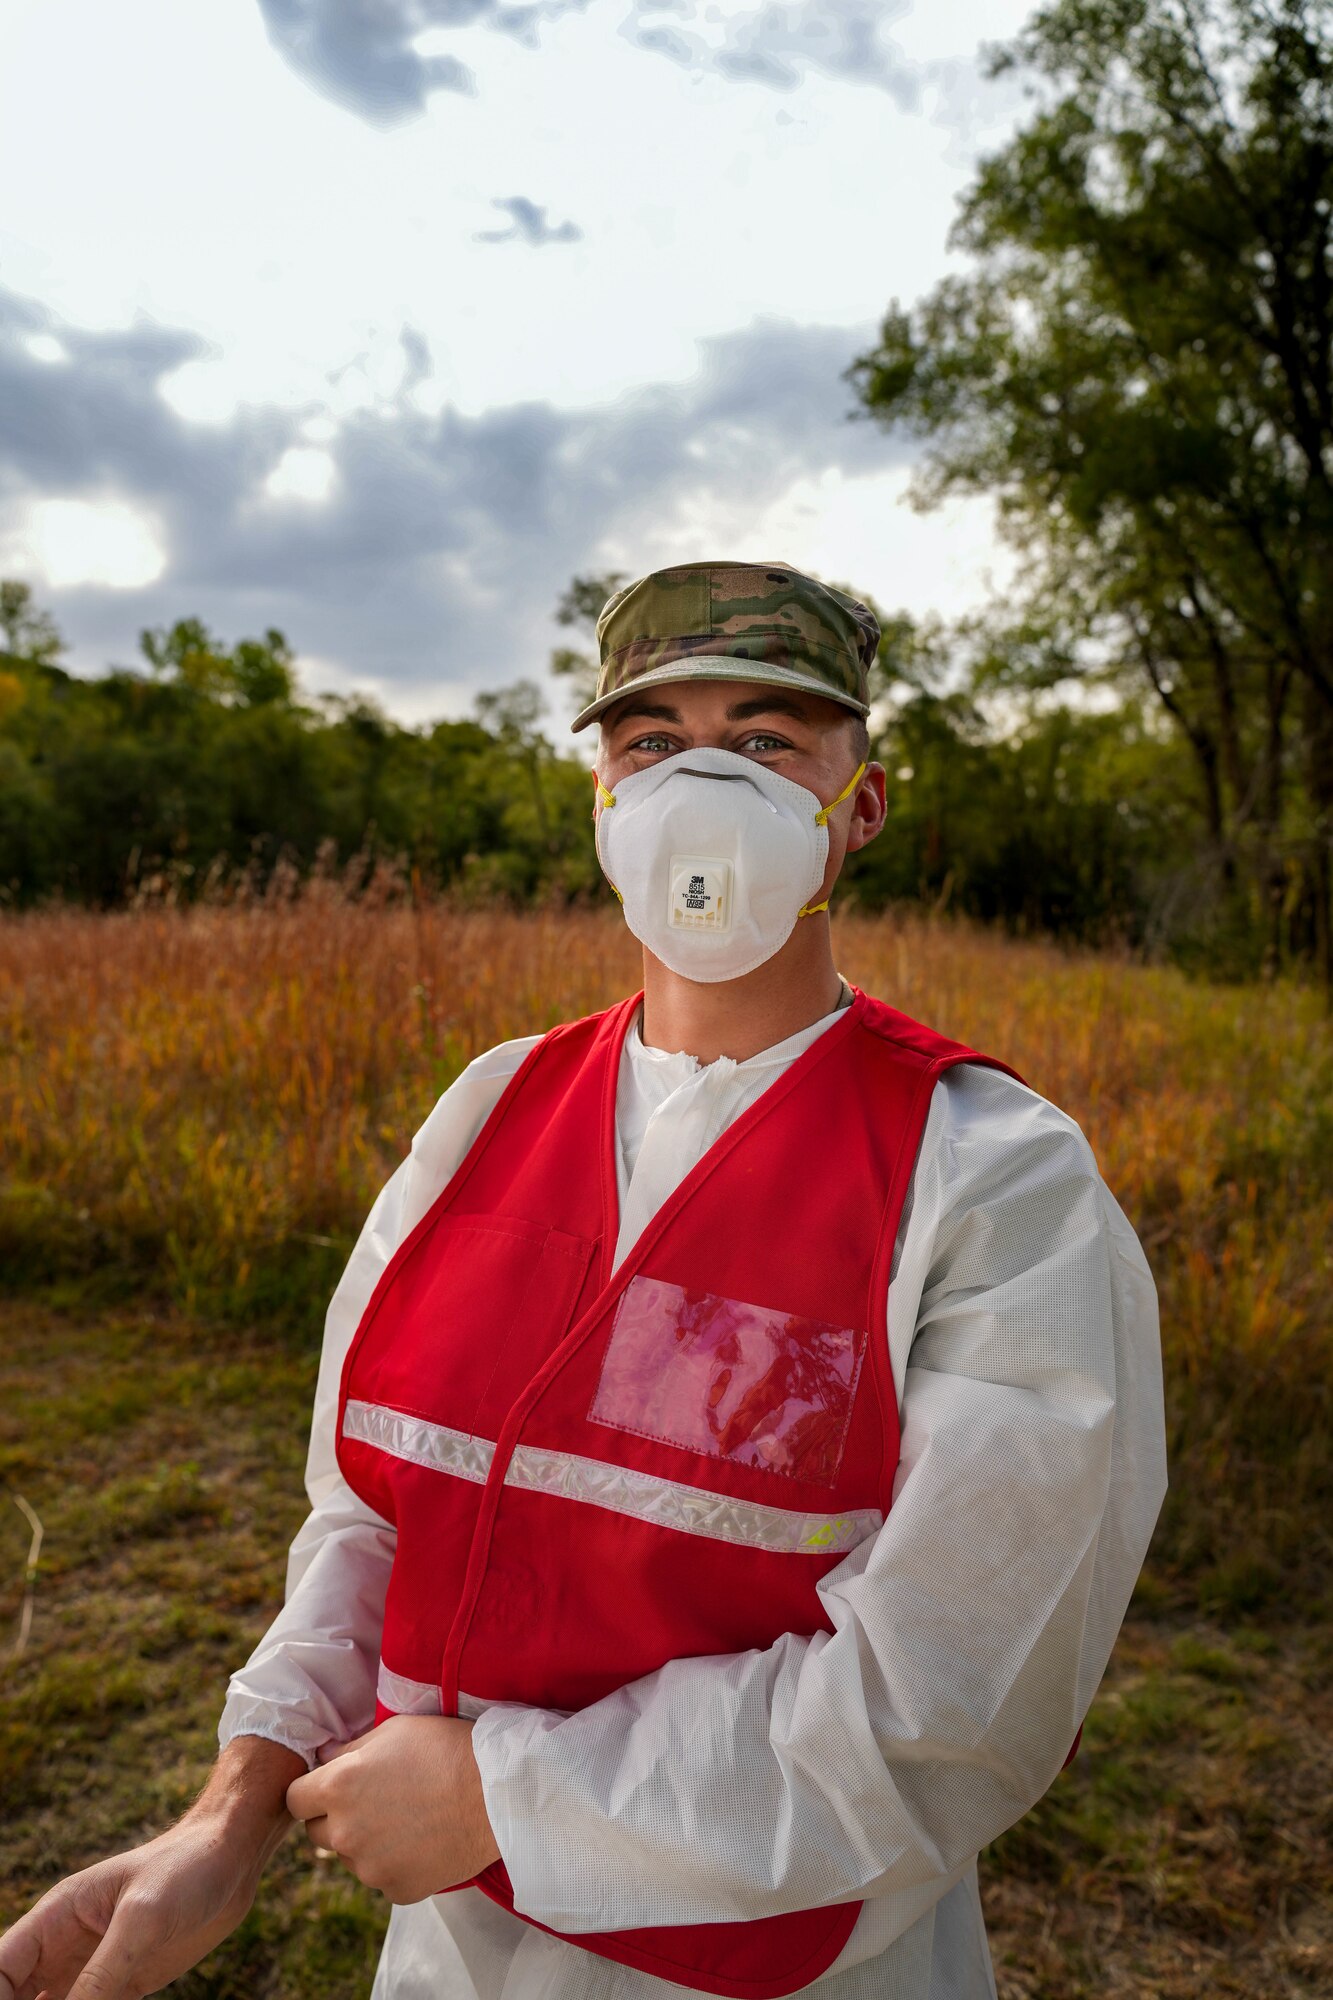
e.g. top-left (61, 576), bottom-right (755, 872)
top-left (845, 763), bottom-right (888, 855)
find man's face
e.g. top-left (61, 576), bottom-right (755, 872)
top-left (594, 678), bottom-right (887, 892)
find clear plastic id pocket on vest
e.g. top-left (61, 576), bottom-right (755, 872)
top-left (589, 1275), bottom-right (867, 1486)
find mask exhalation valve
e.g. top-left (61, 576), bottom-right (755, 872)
top-left (668, 855), bottom-right (733, 933)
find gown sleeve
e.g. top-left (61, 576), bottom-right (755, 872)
top-left (216, 1037), bottom-right (542, 1768)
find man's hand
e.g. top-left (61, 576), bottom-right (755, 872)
top-left (286, 1716), bottom-right (500, 1905)
top-left (0, 1737), bottom-right (303, 2000)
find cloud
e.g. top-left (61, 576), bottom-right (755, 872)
top-left (254, 0), bottom-right (591, 124)
top-left (473, 195), bottom-right (583, 244)
top-left (250, 0), bottom-right (1012, 165)
top-left (623, 1), bottom-right (919, 106)
top-left (255, 0), bottom-right (930, 125)
top-left (0, 284), bottom-right (911, 719)
top-left (0, 289), bottom-right (283, 512)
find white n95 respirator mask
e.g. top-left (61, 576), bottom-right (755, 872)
top-left (594, 746), bottom-right (866, 983)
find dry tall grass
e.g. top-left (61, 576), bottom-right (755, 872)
top-left (2, 895), bottom-right (1330, 1609)
top-left (4, 896), bottom-right (1332, 1996)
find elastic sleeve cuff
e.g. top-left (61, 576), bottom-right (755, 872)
top-left (217, 1699), bottom-right (335, 1772)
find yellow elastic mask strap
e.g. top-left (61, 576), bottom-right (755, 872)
top-left (814, 760), bottom-right (867, 827)
top-left (593, 776), bottom-right (623, 899)
top-left (800, 762), bottom-right (867, 919)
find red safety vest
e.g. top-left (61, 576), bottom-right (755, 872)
top-left (337, 987), bottom-right (1026, 1999)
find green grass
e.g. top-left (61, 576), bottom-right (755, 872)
top-left (981, 1621), bottom-right (1333, 1995)
top-left (0, 1302), bottom-right (386, 1999)
top-left (3, 1300), bottom-right (1330, 1998)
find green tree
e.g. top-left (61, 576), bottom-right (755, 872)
top-left (140, 617), bottom-right (233, 698)
top-left (548, 571), bottom-right (626, 715)
top-left (840, 604), bottom-right (1191, 948)
top-left (0, 580), bottom-right (63, 665)
top-left (0, 584), bottom-right (611, 908)
top-left (474, 679), bottom-right (601, 885)
top-left (230, 630), bottom-right (297, 706)
top-left (141, 619), bottom-right (296, 707)
top-left (849, 0), bottom-right (1333, 986)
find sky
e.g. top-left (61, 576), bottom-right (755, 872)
top-left (0, 0), bottom-right (1038, 729)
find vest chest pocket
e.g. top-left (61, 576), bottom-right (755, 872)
top-left (588, 1274), bottom-right (867, 1488)
top-left (353, 1211), bottom-right (595, 1438)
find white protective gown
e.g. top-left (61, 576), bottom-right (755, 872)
top-left (220, 985), bottom-right (1167, 1999)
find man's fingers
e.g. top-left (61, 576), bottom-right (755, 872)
top-left (0, 1944), bottom-right (27, 2000)
top-left (0, 1898), bottom-right (94, 2000)
top-left (284, 1766), bottom-right (328, 1821)
top-left (64, 1907), bottom-right (143, 2000)
top-left (0, 1920), bottom-right (38, 2000)
top-left (316, 1733), bottom-right (363, 1765)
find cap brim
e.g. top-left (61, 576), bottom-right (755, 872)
top-left (570, 656), bottom-right (871, 733)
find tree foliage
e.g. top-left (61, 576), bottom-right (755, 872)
top-left (836, 606), bottom-right (1200, 954)
top-left (0, 604), bottom-right (602, 908)
top-left (548, 571), bottom-right (626, 715)
top-left (0, 570), bottom-right (1287, 976)
top-left (0, 581), bottom-right (62, 667)
top-left (849, 0), bottom-right (1333, 984)
top-left (141, 618), bottom-right (298, 707)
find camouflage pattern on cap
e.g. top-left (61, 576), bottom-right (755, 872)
top-left (569, 561), bottom-right (880, 732)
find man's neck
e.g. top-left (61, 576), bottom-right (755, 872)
top-left (638, 923), bottom-right (846, 1064)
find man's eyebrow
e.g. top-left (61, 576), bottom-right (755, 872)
top-left (723, 695), bottom-right (814, 724)
top-left (606, 700), bottom-right (683, 727)
top-left (605, 692), bottom-right (816, 730)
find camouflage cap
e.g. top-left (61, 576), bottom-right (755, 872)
top-left (570, 560), bottom-right (879, 733)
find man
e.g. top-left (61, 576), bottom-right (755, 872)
top-left (0, 561), bottom-right (1167, 2000)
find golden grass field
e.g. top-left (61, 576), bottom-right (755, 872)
top-left (2, 897), bottom-right (1331, 1996)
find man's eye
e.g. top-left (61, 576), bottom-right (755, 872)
top-left (741, 733), bottom-right (788, 754)
top-left (630, 733), bottom-right (674, 754)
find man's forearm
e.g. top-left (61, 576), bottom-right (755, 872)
top-left (188, 1736), bottom-right (307, 1862)
top-left (0, 1735), bottom-right (310, 2000)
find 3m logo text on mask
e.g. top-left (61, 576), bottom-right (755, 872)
top-left (669, 857), bottom-right (732, 933)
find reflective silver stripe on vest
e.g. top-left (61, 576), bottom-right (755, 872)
top-left (377, 1662), bottom-right (442, 1714)
top-left (345, 1401), bottom-right (880, 1557)
top-left (376, 1663), bottom-right (493, 1721)
top-left (506, 1439), bottom-right (881, 1555)
top-left (344, 1400), bottom-right (494, 1483)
